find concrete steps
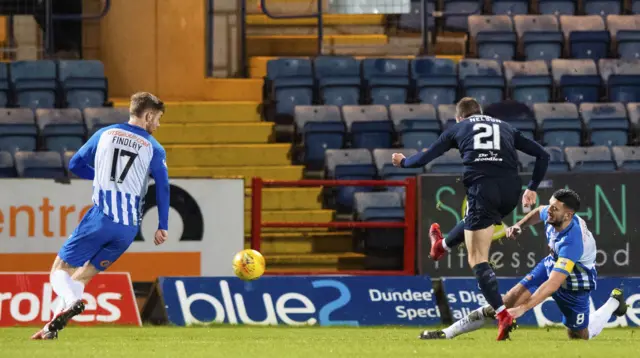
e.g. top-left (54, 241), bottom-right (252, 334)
top-left (155, 123), bottom-right (273, 144)
top-left (244, 232), bottom-right (353, 254)
top-left (265, 252), bottom-right (366, 270)
top-left (168, 165), bottom-right (303, 185)
top-left (165, 144), bottom-right (291, 167)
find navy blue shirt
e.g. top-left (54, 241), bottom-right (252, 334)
top-left (401, 115), bottom-right (550, 190)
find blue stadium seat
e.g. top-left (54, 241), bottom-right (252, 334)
top-left (534, 103), bottom-right (582, 147)
top-left (14, 151), bottom-right (65, 178)
top-left (560, 15), bottom-right (610, 61)
top-left (598, 59), bottom-right (640, 103)
top-left (325, 149), bottom-right (377, 211)
top-left (583, 0), bottom-right (622, 16)
top-left (443, 0), bottom-right (482, 31)
top-left (634, 0), bottom-right (640, 14)
top-left (399, 0), bottom-right (435, 32)
top-left (514, 15), bottom-right (563, 61)
top-left (294, 105), bottom-right (345, 169)
top-left (411, 57), bottom-right (458, 107)
top-left (314, 56), bottom-right (361, 106)
top-left (491, 0), bottom-right (529, 15)
top-left (83, 107), bottom-right (128, 136)
top-left (266, 58), bottom-right (313, 121)
top-left (468, 15), bottom-right (517, 61)
top-left (458, 59), bottom-right (505, 106)
top-left (518, 146), bottom-right (569, 172)
top-left (551, 59), bottom-right (601, 105)
top-left (612, 146), bottom-right (640, 170)
top-left (362, 59), bottom-right (410, 105)
top-left (565, 146), bottom-right (616, 171)
top-left (504, 60), bottom-right (552, 107)
top-left (0, 109), bottom-right (37, 152)
top-left (63, 151), bottom-right (78, 178)
top-left (36, 109), bottom-right (86, 152)
top-left (484, 100), bottom-right (537, 140)
top-left (537, 0), bottom-right (577, 15)
top-left (10, 60), bottom-right (57, 109)
top-left (390, 104), bottom-right (439, 150)
top-left (607, 15), bottom-right (640, 59)
top-left (353, 191), bottom-right (405, 250)
top-left (627, 102), bottom-right (640, 138)
top-left (58, 60), bottom-right (108, 109)
top-left (0, 63), bottom-right (10, 107)
top-left (580, 102), bottom-right (629, 146)
top-left (0, 151), bottom-right (16, 177)
top-left (425, 149), bottom-right (464, 173)
top-left (342, 105), bottom-right (393, 149)
top-left (373, 148), bottom-right (423, 192)
top-left (437, 104), bottom-right (458, 130)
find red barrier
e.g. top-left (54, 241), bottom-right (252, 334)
top-left (251, 177), bottom-right (417, 276)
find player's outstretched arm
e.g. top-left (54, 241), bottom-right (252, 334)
top-left (399, 131), bottom-right (455, 168)
top-left (150, 144), bottom-right (170, 238)
top-left (508, 270), bottom-right (568, 319)
top-left (513, 132), bottom-right (550, 192)
top-left (68, 129), bottom-right (104, 180)
top-left (506, 205), bottom-right (546, 239)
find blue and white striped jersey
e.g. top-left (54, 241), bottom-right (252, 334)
top-left (70, 123), bottom-right (169, 230)
top-left (540, 206), bottom-right (597, 291)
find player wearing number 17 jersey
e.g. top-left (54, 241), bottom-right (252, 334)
top-left (392, 97), bottom-right (550, 340)
top-left (31, 92), bottom-right (170, 340)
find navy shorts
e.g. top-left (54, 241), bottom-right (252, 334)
top-left (58, 206), bottom-right (139, 271)
top-left (520, 256), bottom-right (591, 331)
top-left (464, 176), bottom-right (521, 231)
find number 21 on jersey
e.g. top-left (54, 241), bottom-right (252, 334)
top-left (473, 123), bottom-right (501, 150)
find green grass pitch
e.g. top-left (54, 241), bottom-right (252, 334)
top-left (1, 326), bottom-right (638, 358)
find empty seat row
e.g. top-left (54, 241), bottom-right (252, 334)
top-left (469, 15), bottom-right (640, 61)
top-left (0, 107), bottom-right (128, 153)
top-left (0, 60), bottom-right (108, 109)
top-left (266, 57), bottom-right (640, 121)
top-left (0, 150), bottom-right (77, 178)
top-left (294, 102), bottom-right (640, 167)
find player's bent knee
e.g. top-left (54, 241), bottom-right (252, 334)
top-left (71, 262), bottom-right (101, 285)
top-left (50, 256), bottom-right (77, 275)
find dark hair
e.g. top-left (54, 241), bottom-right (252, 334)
top-left (552, 188), bottom-right (581, 212)
top-left (129, 92), bottom-right (165, 118)
top-left (456, 97), bottom-right (482, 118)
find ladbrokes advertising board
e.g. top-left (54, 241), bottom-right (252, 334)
top-left (0, 272), bottom-right (140, 327)
top-left (0, 179), bottom-right (244, 281)
top-left (156, 276), bottom-right (441, 326)
top-left (418, 172), bottom-right (637, 277)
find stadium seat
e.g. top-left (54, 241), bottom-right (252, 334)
top-left (612, 146), bottom-right (640, 170)
top-left (0, 63), bottom-right (10, 107)
top-left (425, 149), bottom-right (464, 173)
top-left (36, 109), bottom-right (86, 152)
top-left (580, 102), bottom-right (629, 146)
top-left (491, 0), bottom-right (529, 15)
top-left (266, 58), bottom-right (314, 122)
top-left (63, 151), bottom-right (78, 178)
top-left (443, 0), bottom-right (483, 31)
top-left (513, 15), bottom-right (563, 61)
top-left (551, 59), bottom-right (601, 105)
top-left (342, 105), bottom-right (393, 149)
top-left (599, 59), bottom-right (640, 103)
top-left (294, 105), bottom-right (345, 169)
top-left (411, 57), bottom-right (458, 107)
top-left (0, 151), bottom-right (16, 177)
top-left (437, 104), bottom-right (458, 130)
top-left (534, 103), bottom-right (582, 147)
top-left (627, 102), bottom-right (640, 137)
top-left (0, 108), bottom-right (37, 152)
top-left (10, 60), bottom-right (57, 109)
top-left (390, 104), bottom-right (439, 150)
top-left (458, 59), bottom-right (505, 107)
top-left (564, 146), bottom-right (616, 171)
top-left (606, 15), bottom-right (640, 59)
top-left (353, 191), bottom-right (405, 250)
top-left (58, 60), bottom-right (108, 109)
top-left (314, 56), bottom-right (361, 106)
top-left (14, 151), bottom-right (66, 178)
top-left (583, 0), bottom-right (622, 16)
top-left (537, 0), bottom-right (577, 15)
top-left (362, 58), bottom-right (410, 106)
top-left (560, 15), bottom-right (610, 61)
top-left (373, 148), bottom-right (423, 182)
top-left (504, 60), bottom-right (552, 108)
top-left (634, 0), bottom-right (640, 14)
top-left (83, 107), bottom-right (129, 136)
top-left (484, 100), bottom-right (537, 140)
top-left (518, 146), bottom-right (569, 172)
top-left (325, 148), bottom-right (377, 212)
top-left (468, 15), bottom-right (517, 61)
top-left (398, 0), bottom-right (435, 32)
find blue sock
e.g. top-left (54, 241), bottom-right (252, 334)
top-left (444, 220), bottom-right (465, 249)
top-left (473, 262), bottom-right (504, 311)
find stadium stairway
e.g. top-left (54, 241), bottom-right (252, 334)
top-left (113, 99), bottom-right (363, 272)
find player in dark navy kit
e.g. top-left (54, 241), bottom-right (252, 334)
top-left (392, 97), bottom-right (550, 340)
